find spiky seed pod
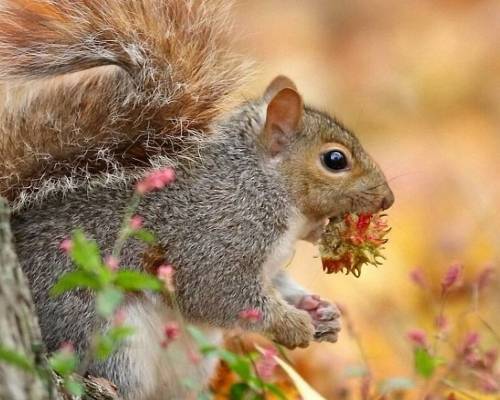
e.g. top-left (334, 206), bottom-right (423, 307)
top-left (319, 212), bottom-right (390, 277)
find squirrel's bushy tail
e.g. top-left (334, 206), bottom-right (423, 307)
top-left (0, 0), bottom-right (249, 208)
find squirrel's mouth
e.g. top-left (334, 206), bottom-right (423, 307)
top-left (328, 215), bottom-right (343, 224)
top-left (302, 200), bottom-right (388, 244)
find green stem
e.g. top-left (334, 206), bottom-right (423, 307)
top-left (112, 194), bottom-right (142, 258)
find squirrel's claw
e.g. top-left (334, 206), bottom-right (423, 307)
top-left (296, 294), bottom-right (341, 343)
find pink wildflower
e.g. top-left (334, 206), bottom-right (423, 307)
top-left (59, 341), bottom-right (75, 353)
top-left (164, 322), bottom-right (180, 340)
top-left (129, 215), bottom-right (144, 230)
top-left (113, 309), bottom-right (127, 327)
top-left (161, 322), bottom-right (181, 348)
top-left (460, 331), bottom-right (480, 355)
top-left (441, 263), bottom-right (462, 294)
top-left (136, 167), bottom-right (176, 194)
top-left (483, 348), bottom-right (498, 370)
top-left (476, 265), bottom-right (495, 291)
top-left (157, 264), bottom-right (175, 291)
top-left (161, 322), bottom-right (181, 347)
top-left (407, 329), bottom-right (427, 347)
top-left (409, 268), bottom-right (428, 289)
top-left (464, 352), bottom-right (481, 368)
top-left (434, 314), bottom-right (448, 331)
top-left (59, 238), bottom-right (73, 253)
top-left (256, 346), bottom-right (278, 380)
top-left (478, 373), bottom-right (499, 393)
top-left (104, 255), bottom-right (120, 272)
top-left (239, 308), bottom-right (262, 323)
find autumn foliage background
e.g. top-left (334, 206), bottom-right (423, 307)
top-left (230, 0), bottom-right (500, 398)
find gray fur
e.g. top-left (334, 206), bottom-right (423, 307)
top-left (11, 103), bottom-right (294, 397)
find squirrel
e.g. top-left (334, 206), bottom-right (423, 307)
top-left (1, 0), bottom-right (394, 399)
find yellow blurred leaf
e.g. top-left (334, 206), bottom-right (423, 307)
top-left (449, 390), bottom-right (499, 400)
top-left (256, 345), bottom-right (326, 400)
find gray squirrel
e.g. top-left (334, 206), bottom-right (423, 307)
top-left (0, 0), bottom-right (394, 399)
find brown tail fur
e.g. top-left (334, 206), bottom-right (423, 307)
top-left (0, 0), bottom-right (249, 209)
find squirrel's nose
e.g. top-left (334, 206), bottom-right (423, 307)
top-left (381, 189), bottom-right (395, 210)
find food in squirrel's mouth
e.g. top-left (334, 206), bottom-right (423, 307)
top-left (319, 212), bottom-right (390, 277)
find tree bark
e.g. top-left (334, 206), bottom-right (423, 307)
top-left (0, 197), bottom-right (52, 399)
top-left (0, 198), bottom-right (119, 400)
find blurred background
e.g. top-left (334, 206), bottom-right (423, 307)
top-left (229, 0), bottom-right (500, 398)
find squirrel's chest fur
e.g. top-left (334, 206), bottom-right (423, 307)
top-left (115, 208), bottom-right (310, 399)
top-left (262, 208), bottom-right (312, 278)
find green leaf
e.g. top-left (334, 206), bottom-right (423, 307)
top-left (264, 383), bottom-right (287, 400)
top-left (114, 270), bottom-right (163, 292)
top-left (187, 326), bottom-right (213, 349)
top-left (132, 229), bottom-right (156, 244)
top-left (228, 357), bottom-right (252, 381)
top-left (70, 230), bottom-right (102, 272)
top-left (198, 345), bottom-right (218, 355)
top-left (229, 382), bottom-right (251, 399)
top-left (379, 377), bottom-right (415, 394)
top-left (64, 376), bottom-right (84, 396)
top-left (94, 334), bottom-right (114, 360)
top-left (414, 348), bottom-right (440, 379)
top-left (94, 326), bottom-right (134, 360)
top-left (96, 287), bottom-right (123, 317)
top-left (50, 270), bottom-right (101, 296)
top-left (0, 345), bottom-right (34, 372)
top-left (216, 349), bottom-right (239, 366)
top-left (109, 326), bottom-right (135, 341)
top-left (48, 350), bottom-right (78, 377)
top-left (96, 265), bottom-right (114, 287)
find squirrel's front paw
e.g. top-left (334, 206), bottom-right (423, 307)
top-left (270, 307), bottom-right (315, 349)
top-left (296, 295), bottom-right (341, 343)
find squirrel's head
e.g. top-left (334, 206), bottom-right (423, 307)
top-left (258, 75), bottom-right (394, 224)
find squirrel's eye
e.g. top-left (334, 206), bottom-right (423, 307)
top-left (322, 150), bottom-right (348, 171)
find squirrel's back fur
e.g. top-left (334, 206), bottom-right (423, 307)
top-left (0, 0), bottom-right (249, 209)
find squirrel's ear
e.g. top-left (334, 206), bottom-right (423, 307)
top-left (263, 75), bottom-right (298, 101)
top-left (262, 76), bottom-right (303, 156)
